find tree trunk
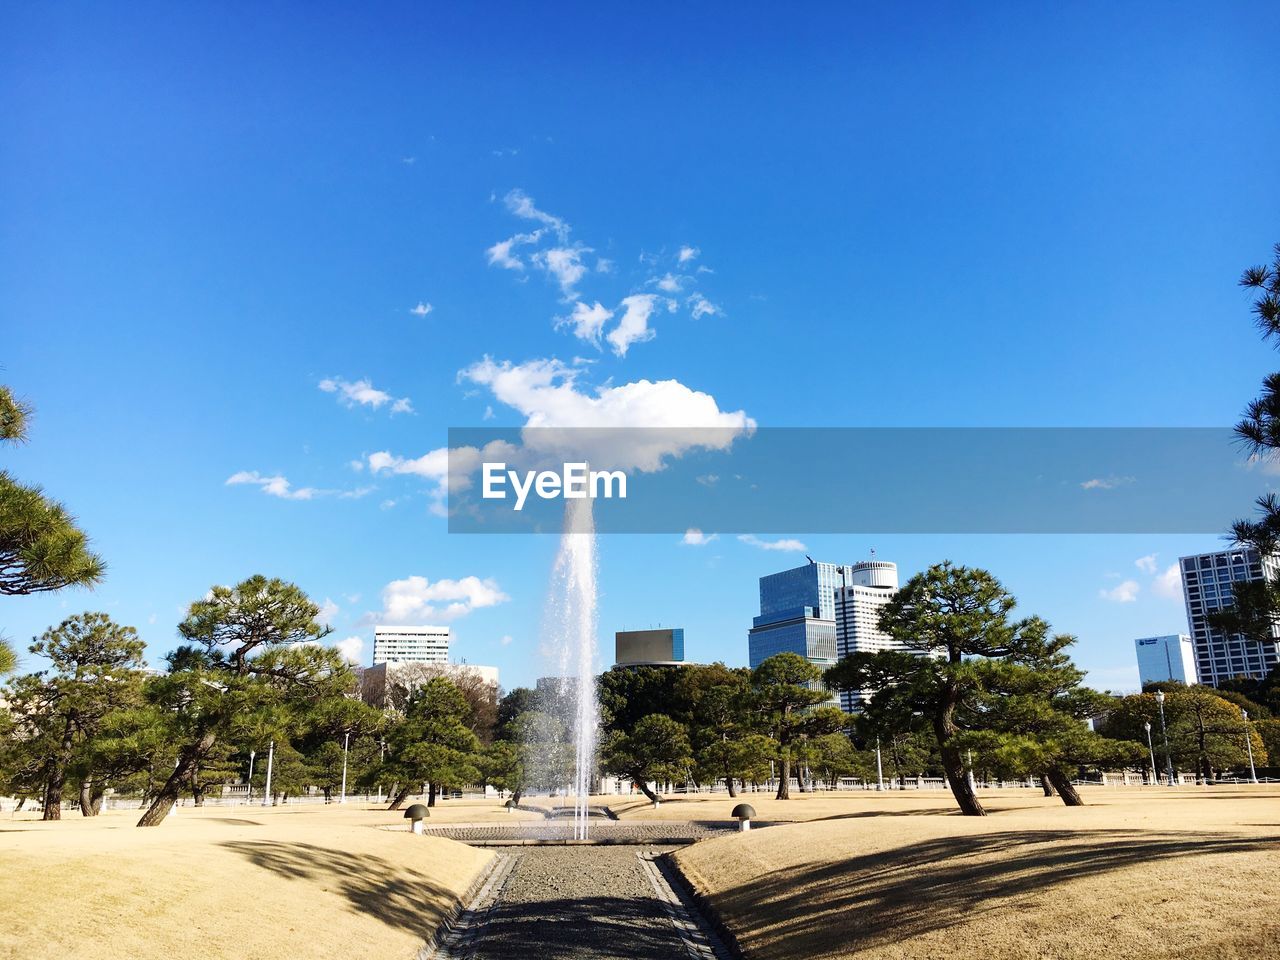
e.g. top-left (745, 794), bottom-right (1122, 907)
top-left (43, 770), bottom-right (64, 821)
top-left (387, 784), bottom-right (412, 810)
top-left (512, 788), bottom-right (523, 806)
top-left (79, 779), bottom-right (98, 817)
top-left (934, 693), bottom-right (984, 816)
top-left (427, 782), bottom-right (437, 807)
top-left (137, 730), bottom-right (217, 827)
top-left (634, 778), bottom-right (660, 803)
top-left (725, 771), bottom-right (738, 798)
top-left (1040, 774), bottom-right (1056, 797)
top-left (90, 787), bottom-right (105, 815)
top-left (1046, 767), bottom-right (1084, 806)
top-left (776, 747), bottom-right (791, 800)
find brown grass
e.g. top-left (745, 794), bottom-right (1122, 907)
top-left (0, 800), bottom-right (501, 960)
top-left (673, 787), bottom-right (1280, 960)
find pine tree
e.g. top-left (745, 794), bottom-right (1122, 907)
top-left (752, 652), bottom-right (833, 800)
top-left (4, 613), bottom-right (145, 820)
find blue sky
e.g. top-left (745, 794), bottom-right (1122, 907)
top-left (3, 3), bottom-right (1279, 692)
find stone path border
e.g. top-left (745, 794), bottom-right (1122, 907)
top-left (636, 851), bottom-right (734, 960)
top-left (419, 852), bottom-right (517, 960)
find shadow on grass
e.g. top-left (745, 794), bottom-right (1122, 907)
top-left (222, 840), bottom-right (461, 937)
top-left (709, 829), bottom-right (1275, 956)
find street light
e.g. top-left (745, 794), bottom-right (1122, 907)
top-left (1143, 722), bottom-right (1157, 785)
top-left (247, 749), bottom-right (257, 802)
top-left (1242, 709), bottom-right (1259, 784)
top-left (1155, 690), bottom-right (1175, 786)
top-left (875, 737), bottom-right (885, 791)
top-left (261, 739), bottom-right (275, 807)
top-left (340, 731), bottom-right (351, 804)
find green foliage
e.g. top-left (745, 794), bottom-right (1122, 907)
top-left (0, 387), bottom-right (104, 596)
top-left (602, 714), bottom-right (693, 800)
top-left (827, 563), bottom-right (1071, 815)
top-left (506, 709), bottom-right (572, 794)
top-left (1097, 687), bottom-right (1267, 778)
top-left (1, 613), bottom-right (147, 818)
top-left (0, 473), bottom-right (105, 596)
top-left (381, 677), bottom-right (481, 799)
top-left (752, 652), bottom-right (833, 799)
top-left (136, 577), bottom-right (347, 826)
top-left (599, 666), bottom-right (686, 735)
top-left (0, 385), bottom-right (32, 442)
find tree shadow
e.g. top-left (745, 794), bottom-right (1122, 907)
top-left (472, 893), bottom-right (684, 959)
top-left (221, 840), bottom-right (461, 937)
top-left (705, 829), bottom-right (1275, 956)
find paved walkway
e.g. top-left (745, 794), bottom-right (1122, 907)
top-left (428, 845), bottom-right (731, 959)
top-left (422, 819), bottom-right (739, 845)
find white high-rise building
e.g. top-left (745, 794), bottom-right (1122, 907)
top-left (1180, 548), bottom-right (1280, 687)
top-left (372, 625), bottom-right (451, 665)
top-left (1134, 634), bottom-right (1198, 687)
top-left (834, 560), bottom-right (900, 713)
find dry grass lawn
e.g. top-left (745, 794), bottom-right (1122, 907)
top-left (674, 787), bottom-right (1280, 960)
top-left (0, 800), bottom-right (507, 960)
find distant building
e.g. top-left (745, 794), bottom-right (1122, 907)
top-left (1134, 634), bottom-right (1198, 687)
top-left (833, 561), bottom-right (900, 712)
top-left (372, 624), bottom-right (450, 665)
top-left (614, 628), bottom-right (687, 668)
top-left (748, 560), bottom-right (841, 671)
top-left (360, 661), bottom-right (499, 709)
top-left (1180, 548), bottom-right (1280, 686)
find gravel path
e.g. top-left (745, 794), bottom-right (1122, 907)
top-left (430, 845), bottom-right (729, 959)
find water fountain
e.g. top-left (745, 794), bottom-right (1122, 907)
top-left (541, 496), bottom-right (600, 840)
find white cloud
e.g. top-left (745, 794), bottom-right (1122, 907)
top-left (595, 258), bottom-right (614, 273)
top-left (504, 188), bottom-right (567, 238)
top-left (335, 635), bottom-right (364, 664)
top-left (1100, 580), bottom-right (1141, 602)
top-left (738, 534), bottom-right (807, 552)
top-left (533, 247), bottom-right (590, 299)
top-left (500, 634), bottom-right (514, 646)
top-left (654, 272), bottom-right (685, 293)
top-left (678, 246), bottom-right (700, 263)
top-left (317, 597), bottom-right (340, 627)
top-left (348, 459), bottom-right (365, 472)
top-left (225, 471), bottom-right (319, 501)
top-left (1081, 476), bottom-right (1135, 491)
top-left (368, 575), bottom-right (510, 624)
top-left (1153, 564), bottom-right (1184, 601)
top-left (697, 474), bottom-right (719, 487)
top-left (560, 301), bottom-right (613, 346)
top-left (682, 529), bottom-right (717, 546)
top-left (410, 302), bottom-right (433, 317)
top-left (483, 405), bottom-right (495, 421)
top-left (688, 293), bottom-right (722, 319)
top-left (458, 356), bottom-right (754, 472)
top-left (607, 294), bottom-right (660, 357)
top-left (319, 377), bottom-right (413, 415)
top-left (486, 230), bottom-right (541, 270)
top-left (1135, 554), bottom-right (1158, 574)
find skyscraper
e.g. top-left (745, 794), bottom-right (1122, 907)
top-left (371, 624), bottom-right (451, 665)
top-left (833, 560), bottom-right (900, 711)
top-left (1179, 548), bottom-right (1280, 686)
top-left (614, 628), bottom-right (687, 668)
top-left (748, 560), bottom-right (840, 670)
top-left (1133, 634), bottom-right (1198, 687)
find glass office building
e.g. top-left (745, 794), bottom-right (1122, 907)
top-left (748, 561), bottom-right (842, 670)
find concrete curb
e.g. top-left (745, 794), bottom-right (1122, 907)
top-left (659, 851), bottom-right (748, 960)
top-left (414, 849), bottom-right (510, 960)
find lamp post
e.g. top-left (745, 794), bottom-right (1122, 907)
top-left (875, 737), bottom-right (885, 791)
top-left (1143, 722), bottom-right (1157, 785)
top-left (247, 749), bottom-right (257, 802)
top-left (261, 739), bottom-right (275, 807)
top-left (1155, 691), bottom-right (1175, 786)
top-left (1242, 709), bottom-right (1259, 784)
top-left (340, 731), bottom-right (351, 804)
